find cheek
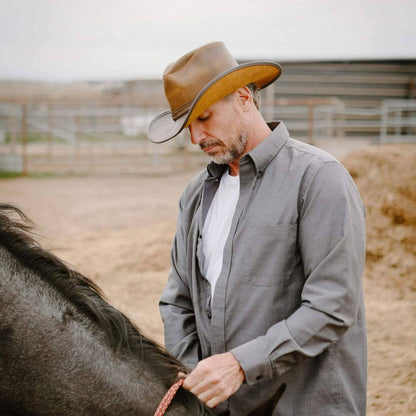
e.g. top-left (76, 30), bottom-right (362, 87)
top-left (207, 124), bottom-right (230, 141)
top-left (207, 110), bottom-right (243, 140)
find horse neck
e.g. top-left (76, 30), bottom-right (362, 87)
top-left (0, 246), bottom-right (212, 415)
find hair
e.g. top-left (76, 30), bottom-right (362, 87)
top-left (246, 83), bottom-right (261, 110)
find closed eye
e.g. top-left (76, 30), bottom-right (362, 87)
top-left (197, 113), bottom-right (210, 122)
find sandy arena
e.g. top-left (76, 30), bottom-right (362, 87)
top-left (1, 143), bottom-right (415, 415)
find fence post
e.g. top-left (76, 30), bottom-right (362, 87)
top-left (47, 102), bottom-right (53, 158)
top-left (380, 101), bottom-right (387, 144)
top-left (335, 101), bottom-right (346, 138)
top-left (394, 107), bottom-right (402, 141)
top-left (21, 103), bottom-right (28, 176)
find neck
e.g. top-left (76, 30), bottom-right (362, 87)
top-left (228, 114), bottom-right (271, 176)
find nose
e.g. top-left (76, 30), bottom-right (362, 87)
top-left (188, 122), bottom-right (204, 145)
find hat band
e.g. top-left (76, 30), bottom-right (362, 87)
top-left (171, 100), bottom-right (193, 121)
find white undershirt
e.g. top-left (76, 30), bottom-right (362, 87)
top-left (202, 170), bottom-right (240, 298)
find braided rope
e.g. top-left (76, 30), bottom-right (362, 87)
top-left (153, 379), bottom-right (185, 416)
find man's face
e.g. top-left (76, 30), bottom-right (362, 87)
top-left (188, 93), bottom-right (249, 165)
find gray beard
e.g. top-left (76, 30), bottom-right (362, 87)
top-left (209, 133), bottom-right (247, 165)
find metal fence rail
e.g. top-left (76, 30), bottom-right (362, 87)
top-left (380, 100), bottom-right (416, 143)
top-left (0, 98), bottom-right (415, 175)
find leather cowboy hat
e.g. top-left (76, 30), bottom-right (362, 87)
top-left (147, 41), bottom-right (282, 143)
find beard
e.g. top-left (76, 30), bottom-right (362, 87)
top-left (201, 131), bottom-right (248, 165)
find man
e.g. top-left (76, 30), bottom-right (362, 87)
top-left (148, 42), bottom-right (367, 416)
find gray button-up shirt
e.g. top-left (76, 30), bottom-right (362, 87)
top-left (160, 122), bottom-right (367, 415)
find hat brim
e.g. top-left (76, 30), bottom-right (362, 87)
top-left (148, 61), bottom-right (282, 143)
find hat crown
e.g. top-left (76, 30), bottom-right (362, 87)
top-left (163, 42), bottom-right (238, 120)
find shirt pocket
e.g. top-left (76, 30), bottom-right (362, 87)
top-left (243, 224), bottom-right (297, 286)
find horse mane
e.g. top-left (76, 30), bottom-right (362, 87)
top-left (0, 203), bottom-right (187, 388)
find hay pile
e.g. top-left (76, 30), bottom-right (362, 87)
top-left (342, 144), bottom-right (416, 300)
top-left (342, 144), bottom-right (416, 415)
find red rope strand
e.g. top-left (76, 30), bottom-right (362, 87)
top-left (153, 379), bottom-right (185, 416)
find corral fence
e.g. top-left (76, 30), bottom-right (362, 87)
top-left (0, 98), bottom-right (415, 175)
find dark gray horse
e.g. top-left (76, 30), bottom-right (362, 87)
top-left (0, 204), bottom-right (219, 415)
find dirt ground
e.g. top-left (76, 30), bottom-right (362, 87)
top-left (1, 143), bottom-right (415, 415)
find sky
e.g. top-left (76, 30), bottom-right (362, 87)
top-left (1, 0), bottom-right (415, 81)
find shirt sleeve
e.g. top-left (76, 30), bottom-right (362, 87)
top-left (231, 161), bottom-right (366, 385)
top-left (159, 198), bottom-right (202, 370)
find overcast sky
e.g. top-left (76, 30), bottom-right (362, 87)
top-left (1, 0), bottom-right (415, 81)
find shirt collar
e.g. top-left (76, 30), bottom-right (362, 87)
top-left (206, 121), bottom-right (289, 178)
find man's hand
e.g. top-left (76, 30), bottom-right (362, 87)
top-left (180, 352), bottom-right (245, 408)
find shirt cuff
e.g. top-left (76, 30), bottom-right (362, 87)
top-left (230, 338), bottom-right (274, 385)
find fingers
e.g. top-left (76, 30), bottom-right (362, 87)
top-left (182, 359), bottom-right (211, 392)
top-left (185, 377), bottom-right (225, 408)
top-left (178, 371), bottom-right (187, 379)
top-left (180, 352), bottom-right (245, 408)
top-left (200, 389), bottom-right (226, 408)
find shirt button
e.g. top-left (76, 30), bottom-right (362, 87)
top-left (207, 309), bottom-right (212, 319)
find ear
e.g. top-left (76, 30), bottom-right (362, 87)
top-left (235, 86), bottom-right (252, 111)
